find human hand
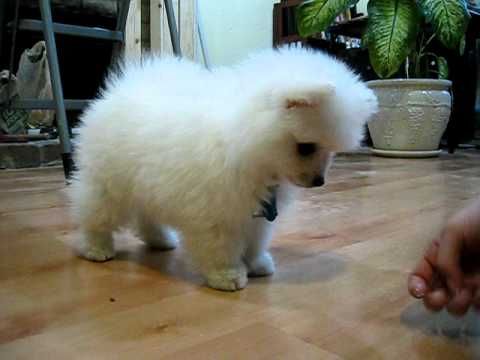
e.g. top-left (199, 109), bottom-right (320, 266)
top-left (408, 197), bottom-right (480, 315)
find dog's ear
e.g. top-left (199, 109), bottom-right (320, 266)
top-left (279, 84), bottom-right (335, 110)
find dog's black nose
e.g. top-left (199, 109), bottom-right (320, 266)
top-left (312, 175), bottom-right (325, 187)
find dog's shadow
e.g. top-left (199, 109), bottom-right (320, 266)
top-left (401, 301), bottom-right (480, 343)
top-left (268, 245), bottom-right (348, 285)
top-left (109, 231), bottom-right (347, 288)
top-left (115, 245), bottom-right (204, 287)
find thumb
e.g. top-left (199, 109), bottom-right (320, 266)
top-left (436, 228), bottom-right (464, 295)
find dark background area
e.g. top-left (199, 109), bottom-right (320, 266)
top-left (0, 1), bottom-right (116, 127)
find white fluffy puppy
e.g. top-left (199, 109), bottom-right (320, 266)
top-left (70, 46), bottom-right (377, 291)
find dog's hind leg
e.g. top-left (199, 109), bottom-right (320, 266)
top-left (244, 219), bottom-right (275, 277)
top-left (137, 217), bottom-right (178, 251)
top-left (182, 227), bottom-right (248, 291)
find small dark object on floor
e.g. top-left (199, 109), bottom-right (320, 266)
top-left (109, 297), bottom-right (115, 302)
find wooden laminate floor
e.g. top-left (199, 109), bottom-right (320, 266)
top-left (1, 151), bottom-right (480, 359)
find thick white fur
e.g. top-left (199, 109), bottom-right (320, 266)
top-left (70, 46), bottom-right (377, 291)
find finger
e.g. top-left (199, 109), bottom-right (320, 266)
top-left (446, 288), bottom-right (472, 316)
top-left (424, 288), bottom-right (449, 312)
top-left (408, 274), bottom-right (428, 298)
top-left (436, 229), bottom-right (464, 294)
top-left (464, 274), bottom-right (480, 289)
top-left (409, 241), bottom-right (439, 298)
top-left (430, 271), bottom-right (446, 290)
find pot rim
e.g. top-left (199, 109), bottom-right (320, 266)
top-left (367, 78), bottom-right (452, 89)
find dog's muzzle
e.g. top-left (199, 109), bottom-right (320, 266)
top-left (311, 175), bottom-right (325, 187)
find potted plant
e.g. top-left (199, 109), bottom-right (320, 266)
top-left (296, 0), bottom-right (470, 157)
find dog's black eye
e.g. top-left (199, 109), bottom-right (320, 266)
top-left (297, 143), bottom-right (317, 157)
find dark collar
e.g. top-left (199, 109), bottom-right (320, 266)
top-left (253, 186), bottom-right (278, 222)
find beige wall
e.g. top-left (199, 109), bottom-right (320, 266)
top-left (356, 0), bottom-right (368, 15)
top-left (198, 0), bottom-right (277, 66)
top-left (198, 0), bottom-right (369, 67)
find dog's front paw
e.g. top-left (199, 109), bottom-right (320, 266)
top-left (80, 246), bottom-right (115, 262)
top-left (247, 252), bottom-right (275, 277)
top-left (206, 267), bottom-right (248, 291)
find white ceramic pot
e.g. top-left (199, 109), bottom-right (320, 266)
top-left (367, 79), bottom-right (452, 158)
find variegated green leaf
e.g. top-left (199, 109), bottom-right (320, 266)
top-left (296, 0), bottom-right (359, 37)
top-left (366, 0), bottom-right (420, 78)
top-left (437, 56), bottom-right (449, 79)
top-left (417, 0), bottom-right (470, 50)
top-left (459, 35), bottom-right (466, 55)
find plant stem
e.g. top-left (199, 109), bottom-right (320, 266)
top-left (415, 51), bottom-right (421, 78)
top-left (422, 34), bottom-right (436, 52)
top-left (405, 56), bottom-right (410, 79)
top-left (418, 33), bottom-right (436, 77)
